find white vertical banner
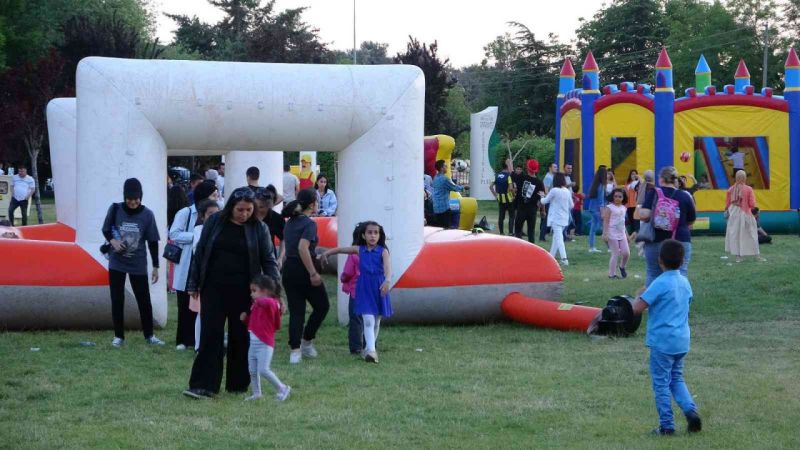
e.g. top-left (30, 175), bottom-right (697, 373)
top-left (469, 106), bottom-right (499, 200)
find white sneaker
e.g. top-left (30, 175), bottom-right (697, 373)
top-left (301, 340), bottom-right (318, 358)
top-left (560, 259), bottom-right (569, 266)
top-left (289, 350), bottom-right (302, 364)
top-left (364, 351), bottom-right (379, 364)
top-left (244, 394), bottom-right (262, 401)
top-left (146, 336), bottom-right (165, 346)
top-left (111, 337), bottom-right (124, 348)
top-left (176, 344), bottom-right (187, 351)
top-left (276, 385), bottom-right (291, 402)
top-left (589, 247), bottom-right (601, 253)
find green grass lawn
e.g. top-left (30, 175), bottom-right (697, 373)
top-left (2, 202), bottom-right (799, 449)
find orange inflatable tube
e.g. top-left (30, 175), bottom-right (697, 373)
top-left (501, 293), bottom-right (601, 333)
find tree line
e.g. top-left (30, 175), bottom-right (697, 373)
top-left (2, 0), bottom-right (799, 221)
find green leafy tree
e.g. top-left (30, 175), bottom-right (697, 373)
top-left (0, 50), bottom-right (66, 223)
top-left (394, 37), bottom-right (455, 135)
top-left (443, 85), bottom-right (472, 157)
top-left (492, 133), bottom-right (555, 176)
top-left (459, 23), bottom-right (570, 137)
top-left (664, 0), bottom-right (762, 92)
top-left (58, 13), bottom-right (163, 89)
top-left (167, 0), bottom-right (331, 63)
top-left (576, 0), bottom-right (668, 86)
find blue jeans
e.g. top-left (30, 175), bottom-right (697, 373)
top-left (348, 296), bottom-right (364, 353)
top-left (644, 241), bottom-right (692, 287)
top-left (587, 209), bottom-right (602, 249)
top-left (649, 349), bottom-right (697, 430)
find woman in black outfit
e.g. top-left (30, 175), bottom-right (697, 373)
top-left (183, 187), bottom-right (280, 399)
top-left (282, 188), bottom-right (329, 365)
top-left (102, 178), bottom-right (163, 347)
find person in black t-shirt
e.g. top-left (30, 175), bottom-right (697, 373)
top-left (490, 159), bottom-right (516, 235)
top-left (281, 189), bottom-right (329, 365)
top-left (514, 160), bottom-right (545, 243)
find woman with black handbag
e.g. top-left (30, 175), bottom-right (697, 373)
top-left (101, 178), bottom-right (163, 348)
top-left (168, 180), bottom-right (219, 351)
top-left (183, 187), bottom-right (280, 399)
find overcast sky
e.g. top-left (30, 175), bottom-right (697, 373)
top-left (154, 0), bottom-right (606, 67)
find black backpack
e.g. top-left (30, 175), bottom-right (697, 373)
top-left (593, 295), bottom-right (642, 337)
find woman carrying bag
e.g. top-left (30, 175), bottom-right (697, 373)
top-left (168, 181), bottom-right (219, 351)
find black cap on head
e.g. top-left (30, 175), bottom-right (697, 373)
top-left (123, 178), bottom-right (143, 200)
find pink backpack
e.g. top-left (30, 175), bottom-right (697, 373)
top-left (652, 188), bottom-right (680, 238)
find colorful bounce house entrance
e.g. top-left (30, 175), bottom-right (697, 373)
top-left (555, 48), bottom-right (800, 233)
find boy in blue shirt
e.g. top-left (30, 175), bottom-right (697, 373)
top-left (633, 239), bottom-right (702, 436)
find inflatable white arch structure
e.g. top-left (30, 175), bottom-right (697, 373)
top-left (2, 58), bottom-right (565, 330)
top-left (0, 57), bottom-right (424, 329)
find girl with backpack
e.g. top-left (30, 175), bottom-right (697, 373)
top-left (638, 167), bottom-right (696, 287)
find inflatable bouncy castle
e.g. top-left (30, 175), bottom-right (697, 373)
top-left (555, 48), bottom-right (800, 233)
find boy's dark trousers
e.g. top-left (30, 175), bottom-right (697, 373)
top-left (497, 201), bottom-right (515, 235)
top-left (514, 202), bottom-right (537, 243)
top-left (570, 209), bottom-right (583, 235)
top-left (347, 296), bottom-right (364, 353)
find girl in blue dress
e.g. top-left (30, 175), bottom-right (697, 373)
top-left (321, 221), bottom-right (392, 363)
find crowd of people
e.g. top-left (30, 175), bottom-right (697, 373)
top-left (99, 161), bottom-right (390, 404)
top-left (485, 158), bottom-right (769, 278)
top-left (87, 153), bottom-right (768, 434)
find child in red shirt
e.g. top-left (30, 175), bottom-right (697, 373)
top-left (242, 274), bottom-right (290, 402)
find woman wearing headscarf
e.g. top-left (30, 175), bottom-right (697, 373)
top-left (724, 170), bottom-right (763, 262)
top-left (183, 187), bottom-right (279, 399)
top-left (638, 167), bottom-right (697, 286)
top-left (102, 178), bottom-right (163, 347)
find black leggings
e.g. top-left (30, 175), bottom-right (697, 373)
top-left (282, 258), bottom-right (330, 350)
top-left (175, 290), bottom-right (197, 347)
top-left (189, 282), bottom-right (251, 393)
top-left (109, 269), bottom-right (153, 339)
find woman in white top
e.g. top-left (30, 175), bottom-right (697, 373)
top-left (541, 173), bottom-right (574, 265)
top-left (190, 199), bottom-right (221, 351)
top-left (168, 181), bottom-right (218, 351)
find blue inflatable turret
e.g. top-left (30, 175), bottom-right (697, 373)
top-left (655, 48), bottom-right (674, 171)
top-left (581, 51), bottom-right (600, 193)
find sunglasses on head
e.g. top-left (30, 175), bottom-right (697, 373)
top-left (254, 187), bottom-right (273, 200)
top-left (231, 189), bottom-right (255, 200)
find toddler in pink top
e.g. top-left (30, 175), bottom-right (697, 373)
top-left (340, 223), bottom-right (365, 354)
top-left (241, 274), bottom-right (290, 402)
top-left (603, 188), bottom-right (630, 279)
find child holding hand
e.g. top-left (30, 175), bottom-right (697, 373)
top-left (341, 223), bottom-right (365, 355)
top-left (241, 274), bottom-right (290, 402)
top-left (322, 221), bottom-right (392, 363)
top-left (632, 240), bottom-right (702, 435)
